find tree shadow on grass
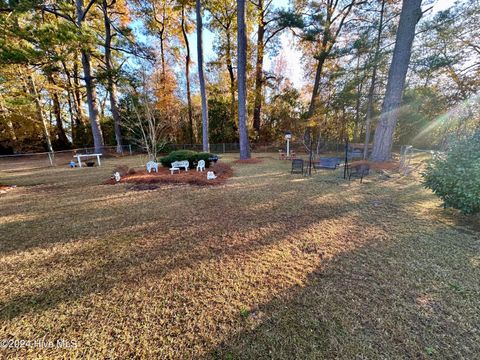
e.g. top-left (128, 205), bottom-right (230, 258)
top-left (0, 179), bottom-right (352, 322)
top-left (0, 168), bottom-right (348, 255)
top-left (210, 201), bottom-right (480, 360)
top-left (2, 160), bottom-right (478, 358)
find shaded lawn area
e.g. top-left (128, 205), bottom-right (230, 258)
top-left (0, 154), bottom-right (479, 359)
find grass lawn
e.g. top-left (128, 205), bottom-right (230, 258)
top-left (0, 154), bottom-right (479, 359)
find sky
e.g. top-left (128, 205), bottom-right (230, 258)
top-left (187, 0), bottom-right (457, 90)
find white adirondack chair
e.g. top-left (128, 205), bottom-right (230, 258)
top-left (196, 159), bottom-right (206, 172)
top-left (146, 161), bottom-right (158, 173)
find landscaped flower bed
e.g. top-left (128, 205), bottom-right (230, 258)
top-left (104, 162), bottom-right (233, 186)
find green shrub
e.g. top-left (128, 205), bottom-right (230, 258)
top-left (422, 131), bottom-right (480, 214)
top-left (191, 152), bottom-right (214, 167)
top-left (159, 150), bottom-right (214, 169)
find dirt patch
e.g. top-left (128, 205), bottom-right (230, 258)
top-left (233, 158), bottom-right (263, 164)
top-left (350, 160), bottom-right (399, 171)
top-left (105, 162), bottom-right (233, 186)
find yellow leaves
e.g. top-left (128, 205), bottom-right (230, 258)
top-left (152, 68), bottom-right (178, 111)
top-left (114, 0), bottom-right (131, 27)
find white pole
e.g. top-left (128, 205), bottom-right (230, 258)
top-left (287, 138), bottom-right (290, 158)
top-left (47, 152), bottom-right (53, 166)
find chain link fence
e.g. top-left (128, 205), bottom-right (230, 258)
top-left (0, 145), bottom-right (133, 172)
top-left (1, 141), bottom-right (406, 172)
top-left (167, 141), bottom-right (346, 154)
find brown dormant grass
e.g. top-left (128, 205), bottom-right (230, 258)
top-left (232, 158), bottom-right (263, 164)
top-left (0, 154), bottom-right (479, 359)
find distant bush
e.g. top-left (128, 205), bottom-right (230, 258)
top-left (422, 131), bottom-right (480, 214)
top-left (159, 150), bottom-right (214, 169)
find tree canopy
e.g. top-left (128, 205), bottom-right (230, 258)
top-left (0, 0), bottom-right (478, 157)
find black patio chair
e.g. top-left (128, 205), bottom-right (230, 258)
top-left (291, 159), bottom-right (304, 174)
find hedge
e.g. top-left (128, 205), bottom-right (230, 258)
top-left (159, 150), bottom-right (214, 169)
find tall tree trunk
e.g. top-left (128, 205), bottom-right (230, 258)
top-left (226, 31), bottom-right (236, 124)
top-left (80, 50), bottom-right (104, 152)
top-left (159, 29), bottom-right (166, 79)
top-left (72, 62), bottom-right (84, 126)
top-left (6, 119), bottom-right (17, 143)
top-left (252, 0), bottom-right (265, 134)
top-left (353, 53), bottom-right (363, 143)
top-left (371, 0), bottom-right (422, 162)
top-left (237, 0), bottom-right (250, 159)
top-left (196, 0), bottom-right (209, 152)
top-left (66, 87), bottom-right (75, 141)
top-left (76, 0), bottom-right (104, 153)
top-left (364, 0), bottom-right (386, 159)
top-left (47, 74), bottom-right (71, 148)
top-left (72, 61), bottom-right (88, 146)
top-left (0, 95), bottom-right (16, 142)
top-left (152, 2), bottom-right (167, 79)
top-left (307, 13), bottom-right (334, 117)
top-left (181, 5), bottom-right (194, 144)
top-left (307, 51), bottom-right (328, 117)
top-left (61, 62), bottom-right (76, 141)
top-left (160, 5), bottom-right (167, 78)
top-left (1, 117), bottom-right (17, 146)
top-left (28, 75), bottom-right (53, 152)
top-left (316, 125), bottom-right (322, 156)
top-left (102, 0), bottom-right (123, 153)
top-left (307, 0), bottom-right (357, 118)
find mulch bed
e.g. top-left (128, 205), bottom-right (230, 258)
top-left (105, 162), bottom-right (233, 186)
top-left (350, 160), bottom-right (399, 171)
top-left (233, 158), bottom-right (263, 164)
top-left (126, 184), bottom-right (160, 191)
top-left (0, 185), bottom-right (16, 194)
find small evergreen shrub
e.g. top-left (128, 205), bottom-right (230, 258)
top-left (160, 150), bottom-right (214, 169)
top-left (422, 131), bottom-right (480, 214)
top-left (191, 152), bottom-right (214, 167)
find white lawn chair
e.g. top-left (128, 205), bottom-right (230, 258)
top-left (196, 159), bottom-right (206, 172)
top-left (146, 161), bottom-right (158, 173)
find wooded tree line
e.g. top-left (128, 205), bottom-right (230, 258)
top-left (0, 0), bottom-right (478, 160)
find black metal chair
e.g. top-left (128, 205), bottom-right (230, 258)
top-left (291, 159), bottom-right (304, 174)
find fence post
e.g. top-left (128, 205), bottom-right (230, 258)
top-left (222, 143), bottom-right (226, 153)
top-left (128, 144), bottom-right (132, 155)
